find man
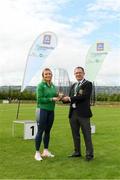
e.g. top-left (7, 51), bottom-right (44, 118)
top-left (62, 67), bottom-right (94, 161)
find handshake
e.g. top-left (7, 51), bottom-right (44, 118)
top-left (52, 93), bottom-right (71, 102)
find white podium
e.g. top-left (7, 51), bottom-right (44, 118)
top-left (12, 120), bottom-right (37, 140)
top-left (91, 125), bottom-right (96, 134)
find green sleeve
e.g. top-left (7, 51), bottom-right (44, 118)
top-left (36, 84), bottom-right (52, 104)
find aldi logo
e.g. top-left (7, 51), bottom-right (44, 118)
top-left (97, 43), bottom-right (104, 51)
top-left (43, 34), bottom-right (51, 45)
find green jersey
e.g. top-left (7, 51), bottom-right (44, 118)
top-left (36, 80), bottom-right (57, 111)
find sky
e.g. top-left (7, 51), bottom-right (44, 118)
top-left (0, 0), bottom-right (120, 86)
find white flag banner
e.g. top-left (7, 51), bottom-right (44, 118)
top-left (85, 41), bottom-right (110, 82)
top-left (21, 31), bottom-right (57, 92)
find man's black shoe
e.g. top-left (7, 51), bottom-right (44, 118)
top-left (68, 152), bottom-right (81, 158)
top-left (86, 155), bottom-right (94, 161)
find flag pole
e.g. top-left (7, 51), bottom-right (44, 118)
top-left (16, 99), bottom-right (21, 120)
top-left (16, 90), bottom-right (22, 120)
top-left (93, 81), bottom-right (96, 105)
top-left (15, 34), bottom-right (32, 120)
top-left (90, 81), bottom-right (96, 106)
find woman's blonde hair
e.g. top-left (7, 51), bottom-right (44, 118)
top-left (42, 68), bottom-right (52, 77)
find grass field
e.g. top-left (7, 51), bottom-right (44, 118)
top-left (0, 103), bottom-right (120, 179)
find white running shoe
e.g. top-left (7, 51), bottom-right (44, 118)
top-left (42, 150), bottom-right (55, 157)
top-left (34, 152), bottom-right (43, 161)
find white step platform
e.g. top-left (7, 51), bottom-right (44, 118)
top-left (12, 120), bottom-right (37, 140)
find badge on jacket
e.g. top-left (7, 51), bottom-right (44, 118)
top-left (78, 89), bottom-right (83, 95)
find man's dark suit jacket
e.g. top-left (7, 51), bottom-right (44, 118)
top-left (69, 79), bottom-right (92, 118)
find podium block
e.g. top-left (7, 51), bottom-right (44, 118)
top-left (91, 125), bottom-right (96, 134)
top-left (12, 120), bottom-right (37, 140)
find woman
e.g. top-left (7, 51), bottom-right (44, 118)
top-left (34, 68), bottom-right (59, 161)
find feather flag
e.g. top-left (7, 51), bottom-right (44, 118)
top-left (21, 31), bottom-right (57, 92)
top-left (85, 41), bottom-right (110, 82)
